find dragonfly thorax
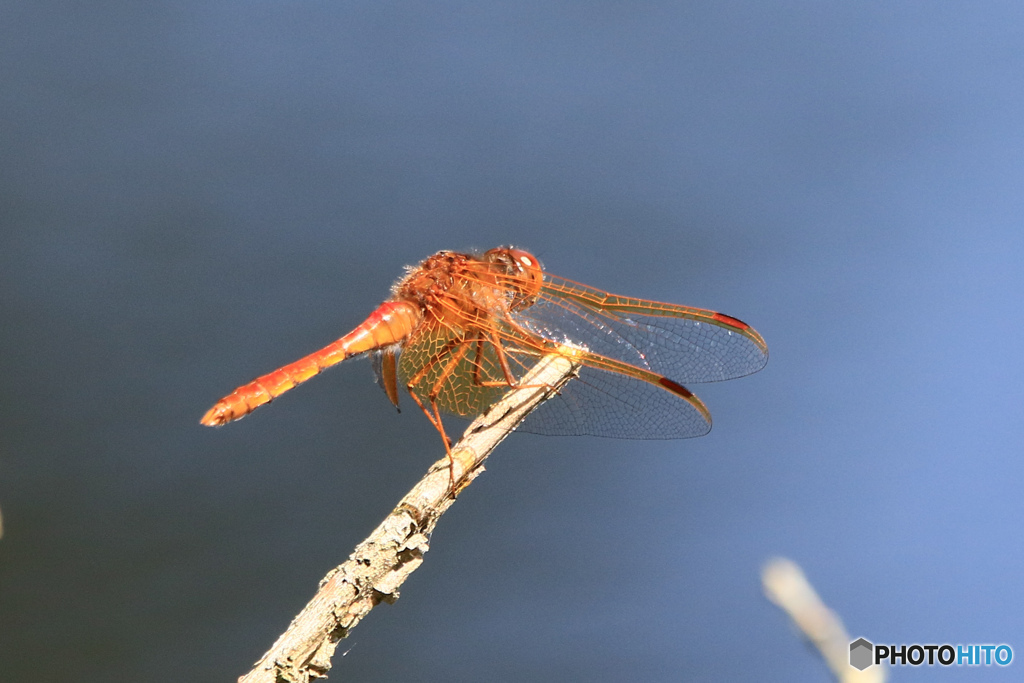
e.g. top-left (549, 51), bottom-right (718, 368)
top-left (391, 249), bottom-right (544, 328)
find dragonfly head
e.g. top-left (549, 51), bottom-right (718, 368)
top-left (485, 247), bottom-right (544, 309)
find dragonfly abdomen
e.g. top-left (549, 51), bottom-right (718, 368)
top-left (200, 301), bottom-right (422, 426)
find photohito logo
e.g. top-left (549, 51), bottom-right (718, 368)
top-left (850, 638), bottom-right (1013, 670)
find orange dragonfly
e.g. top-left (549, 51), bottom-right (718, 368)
top-left (202, 247), bottom-right (767, 476)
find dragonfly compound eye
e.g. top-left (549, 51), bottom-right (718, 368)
top-left (503, 249), bottom-right (544, 299)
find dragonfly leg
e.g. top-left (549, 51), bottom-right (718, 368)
top-left (469, 335), bottom-right (516, 388)
top-left (405, 339), bottom-right (460, 443)
top-left (473, 333), bottom-right (554, 391)
top-left (471, 337), bottom-right (487, 387)
top-left (488, 329), bottom-right (519, 387)
top-left (406, 386), bottom-right (447, 440)
top-left (425, 342), bottom-right (473, 492)
top-left (406, 388), bottom-right (457, 486)
top-left (405, 338), bottom-right (474, 492)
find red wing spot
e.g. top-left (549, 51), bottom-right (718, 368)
top-left (659, 377), bottom-right (694, 398)
top-left (712, 312), bottom-right (749, 330)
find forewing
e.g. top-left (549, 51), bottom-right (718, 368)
top-left (393, 264), bottom-right (762, 437)
top-left (513, 274), bottom-right (769, 384)
top-left (398, 324), bottom-right (712, 438)
top-left (517, 365), bottom-right (713, 439)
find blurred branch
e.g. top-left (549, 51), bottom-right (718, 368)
top-left (238, 352), bottom-right (578, 683)
top-left (762, 557), bottom-right (886, 683)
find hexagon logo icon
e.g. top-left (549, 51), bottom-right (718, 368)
top-left (850, 638), bottom-right (874, 671)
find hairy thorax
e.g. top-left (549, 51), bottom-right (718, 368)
top-left (391, 249), bottom-right (543, 331)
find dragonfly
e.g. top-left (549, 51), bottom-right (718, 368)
top-left (201, 247), bottom-right (768, 484)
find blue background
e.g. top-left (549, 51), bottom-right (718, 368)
top-left (2, 2), bottom-right (1022, 680)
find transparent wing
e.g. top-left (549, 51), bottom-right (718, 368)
top-left (516, 365), bottom-right (713, 439)
top-left (397, 321), bottom-right (537, 417)
top-left (513, 274), bottom-right (768, 384)
top-left (394, 266), bottom-right (765, 440)
top-left (397, 317), bottom-right (713, 439)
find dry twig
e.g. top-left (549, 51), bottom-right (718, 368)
top-left (238, 352), bottom-right (578, 683)
top-left (763, 557), bottom-right (886, 683)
